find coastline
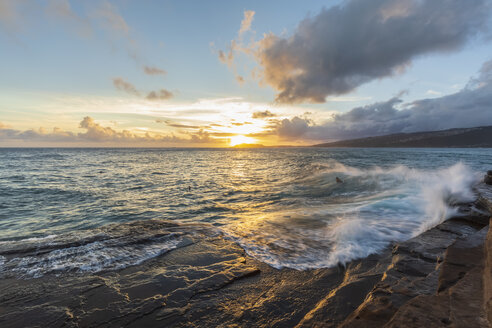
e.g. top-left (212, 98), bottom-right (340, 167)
top-left (1, 184), bottom-right (491, 327)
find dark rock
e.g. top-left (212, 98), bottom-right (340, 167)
top-left (437, 226), bottom-right (487, 293)
top-left (295, 254), bottom-right (389, 327)
top-left (339, 191), bottom-right (491, 328)
top-left (485, 174), bottom-right (492, 185)
top-left (0, 187), bottom-right (491, 328)
top-left (485, 218), bottom-right (492, 325)
top-left (0, 236), bottom-right (345, 328)
top-left (379, 221), bottom-right (491, 328)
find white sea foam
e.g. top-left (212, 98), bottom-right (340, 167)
top-left (222, 161), bottom-right (481, 270)
top-left (0, 236), bottom-right (182, 278)
top-left (7, 238), bottom-right (181, 278)
top-left (0, 235), bottom-right (58, 247)
top-left (0, 220), bottom-right (205, 278)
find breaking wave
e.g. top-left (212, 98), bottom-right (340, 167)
top-left (222, 161), bottom-right (481, 269)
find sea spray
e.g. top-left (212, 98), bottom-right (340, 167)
top-left (318, 160), bottom-right (479, 233)
top-left (417, 162), bottom-right (478, 233)
top-left (222, 161), bottom-right (481, 269)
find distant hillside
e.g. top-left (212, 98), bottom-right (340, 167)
top-left (314, 126), bottom-right (492, 148)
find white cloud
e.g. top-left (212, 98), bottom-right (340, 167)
top-left (239, 10), bottom-right (255, 36)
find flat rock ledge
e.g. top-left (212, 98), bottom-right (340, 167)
top-left (1, 184), bottom-right (491, 328)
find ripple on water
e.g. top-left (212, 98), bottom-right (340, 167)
top-left (0, 148), bottom-right (490, 274)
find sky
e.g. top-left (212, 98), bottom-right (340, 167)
top-left (1, 0), bottom-right (492, 147)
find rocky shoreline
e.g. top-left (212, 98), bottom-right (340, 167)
top-left (1, 183), bottom-right (491, 327)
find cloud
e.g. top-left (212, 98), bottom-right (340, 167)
top-left (112, 78), bottom-right (174, 101)
top-left (218, 49), bottom-right (233, 67)
top-left (209, 132), bottom-right (238, 137)
top-left (160, 120), bottom-right (202, 129)
top-left (112, 77), bottom-right (140, 96)
top-left (217, 10), bottom-right (255, 83)
top-left (239, 10), bottom-right (255, 36)
top-left (272, 60), bottom-right (492, 140)
top-left (1, 0), bottom-right (128, 39)
top-left (45, 0), bottom-right (91, 36)
top-left (92, 0), bottom-right (129, 36)
top-left (46, 0), bottom-right (75, 19)
top-left (275, 116), bottom-right (312, 139)
top-left (1, 0), bottom-right (139, 61)
top-left (0, 117), bottom-right (223, 145)
top-left (79, 116), bottom-right (131, 141)
top-left (224, 0), bottom-right (491, 104)
top-left (190, 129), bottom-right (214, 143)
top-left (0, 123), bottom-right (78, 142)
top-left (236, 75), bottom-right (245, 84)
top-left (0, 0), bottom-right (25, 32)
top-left (143, 66), bottom-right (167, 76)
top-left (252, 110), bottom-right (276, 119)
top-left (90, 0), bottom-right (141, 61)
top-left (146, 89), bottom-right (173, 101)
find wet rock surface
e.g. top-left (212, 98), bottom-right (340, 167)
top-left (338, 186), bottom-right (492, 328)
top-left (1, 185), bottom-right (491, 328)
top-left (0, 236), bottom-right (345, 328)
top-left (485, 171), bottom-right (492, 185)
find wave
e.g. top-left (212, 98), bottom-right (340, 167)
top-left (221, 161), bottom-right (480, 270)
top-left (0, 220), bottom-right (213, 278)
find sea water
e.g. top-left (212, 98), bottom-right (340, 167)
top-left (0, 148), bottom-right (490, 277)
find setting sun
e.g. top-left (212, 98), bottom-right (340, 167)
top-left (229, 135), bottom-right (257, 146)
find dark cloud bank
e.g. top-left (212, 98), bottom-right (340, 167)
top-left (253, 0), bottom-right (490, 103)
top-left (273, 61), bottom-right (492, 141)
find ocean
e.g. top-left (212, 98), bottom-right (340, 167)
top-left (0, 147), bottom-right (491, 277)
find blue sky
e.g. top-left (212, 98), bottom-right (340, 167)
top-left (1, 0), bottom-right (492, 146)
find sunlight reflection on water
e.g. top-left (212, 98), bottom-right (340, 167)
top-left (0, 147), bottom-right (491, 271)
